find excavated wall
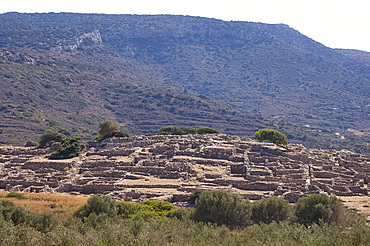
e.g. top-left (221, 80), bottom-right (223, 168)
top-left (1, 134), bottom-right (369, 203)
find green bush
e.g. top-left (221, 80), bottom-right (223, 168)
top-left (0, 200), bottom-right (57, 233)
top-left (158, 126), bottom-right (197, 135)
top-left (117, 200), bottom-right (176, 220)
top-left (255, 129), bottom-right (288, 146)
top-left (193, 189), bottom-right (252, 229)
top-left (157, 126), bottom-right (218, 135)
top-left (295, 193), bottom-right (358, 227)
top-left (74, 195), bottom-right (118, 220)
top-left (166, 207), bottom-right (195, 220)
top-left (38, 129), bottom-right (66, 148)
top-left (49, 136), bottom-right (85, 159)
top-left (6, 192), bottom-right (26, 200)
top-left (189, 189), bottom-right (203, 205)
top-left (117, 201), bottom-right (144, 219)
top-left (251, 197), bottom-right (292, 224)
top-left (94, 120), bottom-right (129, 142)
top-left (25, 140), bottom-right (37, 147)
top-left (196, 127), bottom-right (219, 134)
top-left (140, 200), bottom-right (176, 216)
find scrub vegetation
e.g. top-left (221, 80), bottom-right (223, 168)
top-left (0, 190), bottom-right (369, 245)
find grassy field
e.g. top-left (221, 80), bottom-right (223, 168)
top-left (0, 190), bottom-right (89, 221)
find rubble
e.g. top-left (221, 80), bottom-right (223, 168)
top-left (0, 134), bottom-right (369, 202)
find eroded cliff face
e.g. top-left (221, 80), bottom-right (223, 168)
top-left (0, 134), bottom-right (369, 203)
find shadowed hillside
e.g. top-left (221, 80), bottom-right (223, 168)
top-left (0, 13), bottom-right (369, 152)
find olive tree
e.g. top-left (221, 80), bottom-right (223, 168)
top-left (74, 195), bottom-right (118, 220)
top-left (251, 197), bottom-right (292, 224)
top-left (255, 129), bottom-right (288, 147)
top-left (193, 189), bottom-right (252, 229)
top-left (95, 120), bottom-right (129, 142)
top-left (38, 129), bottom-right (66, 148)
top-left (295, 193), bottom-right (359, 227)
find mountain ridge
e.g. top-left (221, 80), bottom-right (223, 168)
top-left (0, 13), bottom-right (369, 152)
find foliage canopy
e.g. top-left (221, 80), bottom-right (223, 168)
top-left (38, 129), bottom-right (66, 148)
top-left (295, 194), bottom-right (358, 226)
top-left (49, 136), bottom-right (85, 159)
top-left (193, 189), bottom-right (252, 229)
top-left (255, 129), bottom-right (288, 146)
top-left (95, 120), bottom-right (129, 142)
top-left (74, 195), bottom-right (118, 219)
top-left (251, 197), bottom-right (292, 224)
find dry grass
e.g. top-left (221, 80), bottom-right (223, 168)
top-left (338, 196), bottom-right (370, 223)
top-left (0, 190), bottom-right (89, 221)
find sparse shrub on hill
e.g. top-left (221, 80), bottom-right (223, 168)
top-left (6, 192), bottom-right (26, 200)
top-left (157, 126), bottom-right (218, 135)
top-left (98, 120), bottom-right (120, 136)
top-left (38, 129), bottom-right (66, 148)
top-left (251, 197), bottom-right (292, 224)
top-left (25, 140), bottom-right (37, 147)
top-left (255, 129), bottom-right (288, 147)
top-left (193, 189), bottom-right (252, 229)
top-left (158, 126), bottom-right (197, 135)
top-left (94, 120), bottom-right (129, 142)
top-left (196, 127), bottom-right (219, 134)
top-left (49, 136), bottom-right (85, 159)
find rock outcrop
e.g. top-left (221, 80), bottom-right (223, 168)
top-left (1, 134), bottom-right (369, 203)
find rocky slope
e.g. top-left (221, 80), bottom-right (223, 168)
top-left (0, 13), bottom-right (369, 152)
top-left (1, 134), bottom-right (369, 203)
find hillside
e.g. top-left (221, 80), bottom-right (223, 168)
top-left (0, 13), bottom-right (369, 152)
top-left (0, 53), bottom-right (259, 144)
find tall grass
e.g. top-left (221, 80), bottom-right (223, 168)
top-left (0, 191), bottom-right (88, 221)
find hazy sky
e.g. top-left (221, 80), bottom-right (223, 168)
top-left (1, 0), bottom-right (370, 52)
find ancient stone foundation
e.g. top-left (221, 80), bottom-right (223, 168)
top-left (1, 134), bottom-right (369, 203)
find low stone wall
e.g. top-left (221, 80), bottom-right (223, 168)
top-left (0, 134), bottom-right (369, 202)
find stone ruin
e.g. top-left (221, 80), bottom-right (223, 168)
top-left (0, 134), bottom-right (369, 203)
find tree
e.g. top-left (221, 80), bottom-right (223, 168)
top-left (95, 120), bottom-right (129, 142)
top-left (255, 129), bottom-right (288, 147)
top-left (251, 197), bottom-right (292, 224)
top-left (295, 193), bottom-right (355, 226)
top-left (49, 136), bottom-right (85, 159)
top-left (74, 195), bottom-right (118, 220)
top-left (38, 129), bottom-right (66, 148)
top-left (98, 120), bottom-right (120, 137)
top-left (193, 189), bottom-right (252, 229)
